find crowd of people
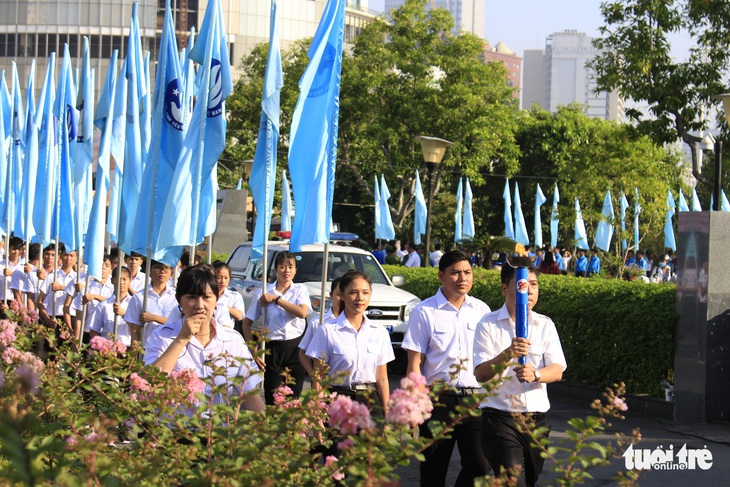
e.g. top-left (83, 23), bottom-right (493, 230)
top-left (1, 235), bottom-right (569, 486)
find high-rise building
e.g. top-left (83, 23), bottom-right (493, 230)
top-left (482, 41), bottom-right (521, 101)
top-left (522, 30), bottom-right (623, 121)
top-left (384, 0), bottom-right (485, 39)
top-left (0, 0), bottom-right (377, 97)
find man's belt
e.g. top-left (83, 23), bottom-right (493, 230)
top-left (331, 383), bottom-right (377, 393)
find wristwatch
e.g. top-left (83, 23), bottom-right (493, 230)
top-left (275, 296), bottom-right (281, 306)
top-left (533, 370), bottom-right (541, 383)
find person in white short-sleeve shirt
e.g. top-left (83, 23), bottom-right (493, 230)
top-left (37, 250), bottom-right (77, 327)
top-left (125, 260), bottom-right (177, 348)
top-left (473, 265), bottom-right (566, 487)
top-left (89, 266), bottom-right (134, 346)
top-left (213, 262), bottom-right (245, 329)
top-left (144, 266), bottom-right (264, 413)
top-left (306, 271), bottom-right (393, 413)
top-left (298, 276), bottom-right (343, 378)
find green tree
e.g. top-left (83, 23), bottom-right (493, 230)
top-left (513, 105), bottom-right (684, 255)
top-left (589, 0), bottom-right (730, 189)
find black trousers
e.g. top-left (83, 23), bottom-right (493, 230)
top-left (480, 409), bottom-right (551, 487)
top-left (264, 335), bottom-right (306, 405)
top-left (419, 394), bottom-right (490, 487)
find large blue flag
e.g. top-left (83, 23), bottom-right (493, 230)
top-left (463, 178), bottom-right (475, 241)
top-left (0, 71), bottom-right (9, 142)
top-left (158, 0), bottom-right (232, 253)
top-left (633, 188), bottom-right (641, 251)
top-left (132, 0), bottom-right (185, 264)
top-left (85, 52), bottom-right (118, 280)
top-left (142, 51), bottom-right (152, 157)
top-left (287, 0), bottom-right (346, 252)
top-left (377, 175), bottom-right (396, 240)
top-left (374, 175), bottom-right (380, 238)
top-left (664, 189), bottom-right (676, 252)
top-left (594, 190), bottom-right (614, 252)
top-left (454, 178), bottom-right (463, 243)
top-left (534, 183), bottom-right (546, 248)
top-left (619, 191), bottom-right (628, 251)
top-left (722, 191), bottom-right (730, 212)
top-left (16, 61), bottom-right (38, 242)
top-left (550, 184), bottom-right (559, 249)
top-left (503, 178), bottom-right (514, 239)
top-left (249, 0), bottom-right (283, 260)
top-left (413, 170), bottom-right (426, 245)
top-left (281, 169), bottom-right (293, 232)
top-left (73, 37), bottom-right (95, 253)
top-left (117, 1), bottom-right (146, 252)
top-left (574, 198), bottom-right (589, 250)
top-left (513, 182), bottom-right (529, 246)
top-left (677, 190), bottom-right (689, 212)
top-left (181, 27), bottom-right (197, 135)
top-left (34, 54), bottom-right (57, 246)
top-left (0, 73), bottom-right (8, 228)
top-left (102, 57), bottom-right (128, 245)
top-left (3, 63), bottom-right (25, 238)
top-left (53, 45), bottom-right (78, 249)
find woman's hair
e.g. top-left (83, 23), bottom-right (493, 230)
top-left (339, 270), bottom-right (372, 291)
top-left (543, 251), bottom-right (555, 265)
top-left (175, 265), bottom-right (219, 302)
top-left (275, 252), bottom-right (297, 268)
top-left (112, 266), bottom-right (131, 281)
top-left (214, 261), bottom-right (231, 274)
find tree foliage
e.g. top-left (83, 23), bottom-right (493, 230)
top-left (589, 0), bottom-right (730, 188)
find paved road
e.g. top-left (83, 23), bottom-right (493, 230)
top-left (392, 390), bottom-right (730, 486)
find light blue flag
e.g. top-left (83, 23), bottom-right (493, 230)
top-left (73, 37), bottom-right (95, 253)
top-left (678, 190), bottom-right (689, 212)
top-left (181, 27), bottom-right (196, 135)
top-left (503, 178), bottom-right (514, 239)
top-left (53, 46), bottom-right (77, 249)
top-left (463, 178), bottom-right (475, 241)
top-left (664, 189), bottom-right (676, 252)
top-left (3, 63), bottom-right (25, 238)
top-left (413, 170), bottom-right (427, 245)
top-left (534, 183), bottom-right (546, 248)
top-left (117, 1), bottom-right (146, 252)
top-left (513, 182), bottom-right (529, 245)
top-left (722, 191), bottom-right (730, 212)
top-left (34, 54), bottom-right (57, 246)
top-left (85, 51), bottom-right (117, 280)
top-left (574, 198), bottom-right (589, 250)
top-left (158, 0), bottom-right (233, 253)
top-left (455, 178), bottom-right (463, 243)
top-left (132, 0), bottom-right (185, 264)
top-left (594, 190), bottom-right (614, 252)
top-left (281, 170), bottom-right (293, 232)
top-left (287, 0), bottom-right (346, 253)
top-left (142, 51), bottom-right (152, 156)
top-left (619, 192), bottom-right (628, 251)
top-left (377, 174), bottom-right (396, 240)
top-left (691, 188), bottom-right (702, 211)
top-left (15, 61), bottom-right (37, 242)
top-left (249, 0), bottom-right (283, 260)
top-left (374, 175), bottom-right (381, 239)
top-left (633, 188), bottom-right (641, 251)
top-left (0, 71), bottom-right (9, 142)
top-left (0, 89), bottom-right (7, 234)
top-left (235, 178), bottom-right (242, 190)
top-left (550, 184), bottom-right (559, 248)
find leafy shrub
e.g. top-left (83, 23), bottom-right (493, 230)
top-left (385, 265), bottom-right (676, 396)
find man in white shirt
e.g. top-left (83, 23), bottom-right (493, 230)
top-left (0, 237), bottom-right (24, 313)
top-left (403, 241), bottom-right (421, 268)
top-left (429, 243), bottom-right (443, 268)
top-left (125, 260), bottom-right (177, 347)
top-left (402, 250), bottom-right (491, 487)
top-left (37, 248), bottom-right (77, 327)
top-left (474, 265), bottom-right (566, 487)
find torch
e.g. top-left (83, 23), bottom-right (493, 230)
top-left (506, 245), bottom-right (534, 366)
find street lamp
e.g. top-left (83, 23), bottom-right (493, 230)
top-left (712, 94), bottom-right (730, 211)
top-left (416, 136), bottom-right (454, 267)
top-left (243, 159), bottom-right (255, 181)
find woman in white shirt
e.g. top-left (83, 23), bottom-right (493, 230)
top-left (306, 270), bottom-right (394, 414)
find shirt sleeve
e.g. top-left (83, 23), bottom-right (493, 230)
top-left (541, 319), bottom-right (567, 371)
top-left (473, 319), bottom-right (499, 369)
top-left (305, 325), bottom-right (330, 361)
top-left (401, 305), bottom-right (429, 353)
top-left (88, 305), bottom-right (106, 334)
top-left (293, 285), bottom-right (312, 311)
top-left (230, 291), bottom-right (245, 314)
top-left (244, 288), bottom-right (263, 321)
top-left (142, 327), bottom-right (171, 366)
top-left (125, 294), bottom-right (143, 326)
top-left (377, 327), bottom-right (395, 366)
top-left (9, 269), bottom-right (24, 291)
top-left (298, 317), bottom-right (320, 351)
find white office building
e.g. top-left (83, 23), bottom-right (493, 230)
top-left (522, 30), bottom-right (623, 121)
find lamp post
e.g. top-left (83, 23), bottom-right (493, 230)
top-left (712, 94), bottom-right (730, 211)
top-left (416, 136), bottom-right (454, 267)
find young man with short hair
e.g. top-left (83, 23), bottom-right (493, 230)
top-left (474, 265), bottom-right (566, 487)
top-left (37, 249), bottom-right (77, 327)
top-left (125, 260), bottom-right (176, 347)
top-left (403, 250), bottom-right (491, 486)
top-left (125, 252), bottom-right (146, 295)
top-left (0, 237), bottom-right (24, 313)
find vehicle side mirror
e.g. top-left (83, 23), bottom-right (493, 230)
top-left (391, 274), bottom-right (405, 288)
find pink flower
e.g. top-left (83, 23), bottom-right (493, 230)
top-left (2, 347), bottom-right (44, 373)
top-left (327, 394), bottom-right (374, 434)
top-left (84, 432), bottom-right (100, 442)
top-left (129, 373), bottom-right (150, 392)
top-left (337, 438), bottom-right (354, 450)
top-left (0, 319), bottom-right (17, 347)
top-left (65, 436), bottom-right (78, 449)
top-left (386, 372), bottom-right (433, 427)
top-left (113, 342), bottom-right (127, 355)
top-left (612, 397), bottom-right (628, 412)
top-left (332, 471), bottom-right (345, 482)
top-left (59, 330), bottom-right (71, 341)
top-left (2, 346), bottom-right (21, 364)
top-left (273, 385), bottom-right (294, 405)
top-left (90, 336), bottom-right (126, 356)
top-left (171, 369), bottom-right (206, 404)
top-left (325, 456), bottom-right (345, 481)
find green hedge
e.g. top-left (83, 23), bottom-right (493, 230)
top-left (385, 265), bottom-right (677, 397)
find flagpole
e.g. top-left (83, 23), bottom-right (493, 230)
top-left (77, 274), bottom-right (90, 347)
top-left (320, 242), bottom-right (329, 325)
top-left (260, 241), bottom-right (268, 354)
top-left (113, 250), bottom-right (124, 337)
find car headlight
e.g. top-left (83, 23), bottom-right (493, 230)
top-left (310, 297), bottom-right (332, 313)
top-left (403, 299), bottom-right (419, 322)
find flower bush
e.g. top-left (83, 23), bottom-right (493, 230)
top-left (0, 303), bottom-right (640, 485)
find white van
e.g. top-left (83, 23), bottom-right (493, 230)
top-left (226, 241), bottom-right (421, 347)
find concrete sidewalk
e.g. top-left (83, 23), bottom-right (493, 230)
top-left (394, 395), bottom-right (730, 486)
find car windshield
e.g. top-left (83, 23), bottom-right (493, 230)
top-left (289, 251), bottom-right (390, 285)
